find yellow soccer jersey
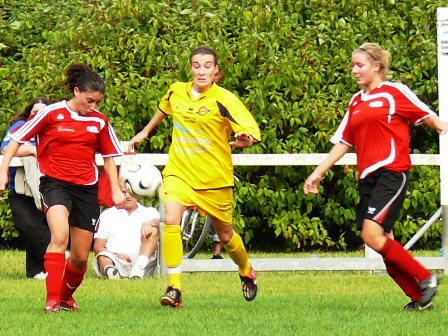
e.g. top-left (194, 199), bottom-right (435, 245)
top-left (159, 81), bottom-right (261, 190)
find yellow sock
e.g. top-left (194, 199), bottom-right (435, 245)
top-left (223, 231), bottom-right (251, 275)
top-left (162, 224), bottom-right (182, 290)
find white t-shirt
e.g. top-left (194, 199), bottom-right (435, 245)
top-left (94, 203), bottom-right (160, 255)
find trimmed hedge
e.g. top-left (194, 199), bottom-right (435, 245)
top-left (0, 0), bottom-right (446, 250)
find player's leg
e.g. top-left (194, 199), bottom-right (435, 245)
top-left (160, 200), bottom-right (185, 307)
top-left (360, 170), bottom-right (437, 310)
top-left (208, 186), bottom-right (257, 301)
top-left (59, 183), bottom-right (99, 311)
top-left (213, 219), bottom-right (257, 301)
top-left (159, 176), bottom-right (194, 307)
top-left (43, 204), bottom-right (70, 313)
top-left (59, 227), bottom-right (93, 311)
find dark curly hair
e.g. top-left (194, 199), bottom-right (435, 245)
top-left (65, 63), bottom-right (105, 94)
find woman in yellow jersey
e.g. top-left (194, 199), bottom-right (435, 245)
top-left (129, 45), bottom-right (261, 308)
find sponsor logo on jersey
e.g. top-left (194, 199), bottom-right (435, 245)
top-left (87, 126), bottom-right (99, 133)
top-left (196, 106), bottom-right (210, 116)
top-left (369, 101), bottom-right (383, 108)
top-left (57, 125), bottom-right (75, 132)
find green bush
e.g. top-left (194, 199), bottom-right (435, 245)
top-left (0, 0), bottom-right (446, 250)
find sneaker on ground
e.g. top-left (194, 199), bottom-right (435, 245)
top-left (33, 272), bottom-right (48, 280)
top-left (60, 297), bottom-right (79, 311)
top-left (129, 264), bottom-right (145, 279)
top-left (104, 265), bottom-right (125, 280)
top-left (44, 300), bottom-right (60, 314)
top-left (211, 254), bottom-right (223, 259)
top-left (239, 265), bottom-right (258, 301)
top-left (418, 273), bottom-right (440, 307)
top-left (404, 301), bottom-right (434, 312)
top-left (160, 286), bottom-right (182, 308)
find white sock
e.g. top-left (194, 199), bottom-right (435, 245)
top-left (135, 255), bottom-right (149, 268)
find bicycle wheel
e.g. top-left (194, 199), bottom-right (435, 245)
top-left (181, 209), bottom-right (212, 259)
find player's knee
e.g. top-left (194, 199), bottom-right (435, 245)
top-left (69, 257), bottom-right (88, 270)
top-left (361, 232), bottom-right (384, 251)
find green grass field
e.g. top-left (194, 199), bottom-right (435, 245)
top-left (0, 250), bottom-right (446, 336)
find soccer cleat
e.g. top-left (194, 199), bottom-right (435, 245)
top-left (404, 301), bottom-right (434, 312)
top-left (104, 265), bottom-right (126, 280)
top-left (211, 254), bottom-right (223, 260)
top-left (129, 264), bottom-right (145, 279)
top-left (60, 297), bottom-right (79, 311)
top-left (160, 286), bottom-right (182, 308)
top-left (239, 265), bottom-right (258, 301)
top-left (418, 273), bottom-right (440, 307)
top-left (44, 300), bottom-right (60, 314)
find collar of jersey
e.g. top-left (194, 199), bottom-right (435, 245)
top-left (187, 81), bottom-right (219, 99)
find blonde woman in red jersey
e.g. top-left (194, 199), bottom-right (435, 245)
top-left (0, 64), bottom-right (125, 313)
top-left (304, 43), bottom-right (448, 312)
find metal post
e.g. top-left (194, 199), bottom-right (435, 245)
top-left (403, 207), bottom-right (442, 250)
top-left (437, 7), bottom-right (448, 274)
top-left (157, 185), bottom-right (167, 277)
top-left (442, 206), bottom-right (448, 274)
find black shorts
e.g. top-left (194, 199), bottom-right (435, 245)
top-left (39, 176), bottom-right (100, 233)
top-left (356, 169), bottom-right (408, 233)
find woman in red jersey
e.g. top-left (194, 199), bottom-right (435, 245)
top-left (304, 42), bottom-right (448, 312)
top-left (0, 64), bottom-right (125, 313)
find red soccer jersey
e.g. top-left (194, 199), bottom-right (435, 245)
top-left (12, 100), bottom-right (123, 185)
top-left (331, 81), bottom-right (435, 179)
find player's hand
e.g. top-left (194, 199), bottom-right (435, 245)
top-left (229, 133), bottom-right (254, 148)
top-left (111, 188), bottom-right (126, 207)
top-left (304, 172), bottom-right (322, 195)
top-left (128, 132), bottom-right (148, 152)
top-left (438, 120), bottom-right (448, 135)
top-left (0, 170), bottom-right (9, 197)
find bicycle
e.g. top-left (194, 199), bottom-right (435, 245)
top-left (180, 208), bottom-right (212, 259)
top-left (180, 171), bottom-right (243, 259)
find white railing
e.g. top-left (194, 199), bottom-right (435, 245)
top-left (2, 153), bottom-right (444, 273)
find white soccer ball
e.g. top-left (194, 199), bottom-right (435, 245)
top-left (119, 162), bottom-right (162, 199)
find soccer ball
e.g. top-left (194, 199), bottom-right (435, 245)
top-left (119, 162), bottom-right (162, 199)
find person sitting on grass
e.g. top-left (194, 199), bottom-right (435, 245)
top-left (93, 178), bottom-right (160, 279)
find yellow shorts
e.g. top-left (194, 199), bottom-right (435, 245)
top-left (162, 175), bottom-right (233, 225)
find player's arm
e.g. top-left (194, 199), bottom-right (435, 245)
top-left (229, 133), bottom-right (255, 148)
top-left (128, 109), bottom-right (166, 152)
top-left (103, 156), bottom-right (125, 207)
top-left (223, 97), bottom-right (261, 148)
top-left (422, 115), bottom-right (448, 134)
top-left (0, 140), bottom-right (21, 192)
top-left (304, 143), bottom-right (351, 195)
top-left (1, 144), bottom-right (36, 157)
